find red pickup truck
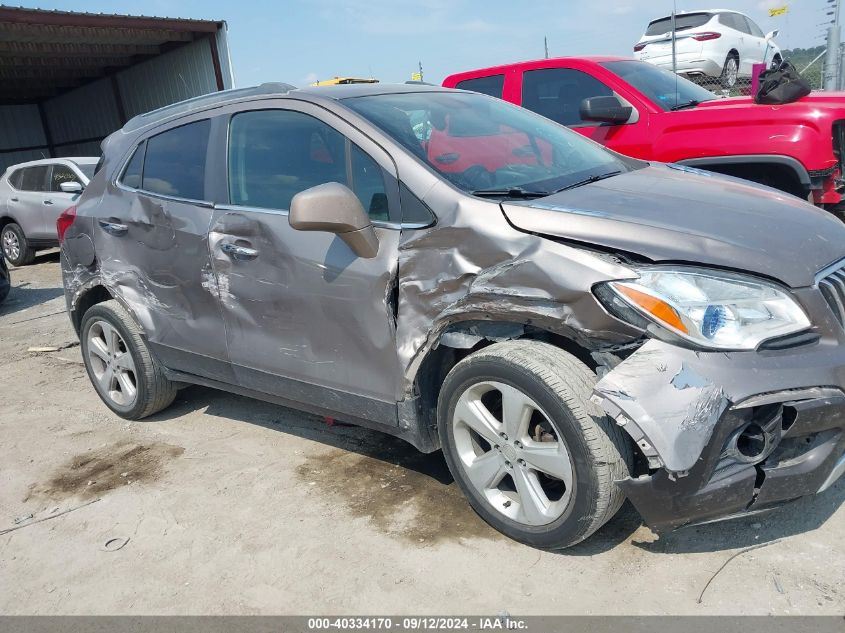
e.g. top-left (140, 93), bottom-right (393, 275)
top-left (443, 57), bottom-right (845, 209)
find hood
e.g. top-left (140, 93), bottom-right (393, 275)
top-left (501, 164), bottom-right (845, 288)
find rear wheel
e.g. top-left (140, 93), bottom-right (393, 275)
top-left (1, 223), bottom-right (35, 266)
top-left (80, 300), bottom-right (177, 419)
top-left (438, 340), bottom-right (632, 549)
top-left (720, 52), bottom-right (739, 89)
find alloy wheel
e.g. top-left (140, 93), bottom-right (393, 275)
top-left (725, 57), bottom-right (738, 87)
top-left (451, 380), bottom-right (574, 526)
top-left (2, 229), bottom-right (19, 262)
top-left (86, 320), bottom-right (138, 407)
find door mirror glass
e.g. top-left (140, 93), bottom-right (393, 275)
top-left (59, 181), bottom-right (83, 194)
top-left (579, 96), bottom-right (633, 124)
top-left (289, 182), bottom-right (379, 258)
top-left (765, 29), bottom-right (779, 40)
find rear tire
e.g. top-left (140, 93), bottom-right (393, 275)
top-left (720, 52), bottom-right (739, 89)
top-left (437, 340), bottom-right (632, 550)
top-left (80, 300), bottom-right (177, 420)
top-left (1, 223), bottom-right (36, 266)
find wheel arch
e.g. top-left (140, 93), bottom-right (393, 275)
top-left (677, 155), bottom-right (811, 197)
top-left (405, 318), bottom-right (608, 452)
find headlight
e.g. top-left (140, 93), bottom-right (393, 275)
top-left (597, 268), bottom-right (811, 350)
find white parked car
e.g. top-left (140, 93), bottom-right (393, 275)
top-left (634, 10), bottom-right (781, 88)
top-left (0, 157), bottom-right (98, 265)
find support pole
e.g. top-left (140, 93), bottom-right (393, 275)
top-left (825, 0), bottom-right (842, 90)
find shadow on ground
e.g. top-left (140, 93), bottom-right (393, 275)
top-left (148, 384), bottom-right (844, 554)
top-left (0, 281), bottom-right (64, 317)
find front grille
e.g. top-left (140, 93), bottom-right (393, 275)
top-left (819, 260), bottom-right (845, 326)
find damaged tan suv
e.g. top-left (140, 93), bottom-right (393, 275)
top-left (60, 83), bottom-right (845, 549)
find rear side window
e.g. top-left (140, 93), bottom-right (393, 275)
top-left (646, 13), bottom-right (712, 35)
top-left (228, 109), bottom-right (389, 219)
top-left (20, 166), bottom-right (48, 192)
top-left (121, 143), bottom-right (145, 189)
top-left (142, 120), bottom-right (210, 200)
top-left (521, 68), bottom-right (613, 127)
top-left (455, 74), bottom-right (505, 99)
top-left (7, 169), bottom-right (23, 189)
top-left (50, 165), bottom-right (80, 192)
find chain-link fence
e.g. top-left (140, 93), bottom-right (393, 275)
top-left (682, 53), bottom-right (822, 98)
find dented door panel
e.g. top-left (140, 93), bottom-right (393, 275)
top-left (92, 190), bottom-right (230, 377)
top-left (209, 208), bottom-right (403, 405)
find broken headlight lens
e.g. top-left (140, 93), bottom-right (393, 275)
top-left (601, 268), bottom-right (811, 350)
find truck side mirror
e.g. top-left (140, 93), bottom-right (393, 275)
top-left (765, 29), bottom-right (779, 40)
top-left (579, 96), bottom-right (633, 125)
top-left (289, 182), bottom-right (379, 259)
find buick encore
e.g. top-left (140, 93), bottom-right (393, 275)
top-left (60, 83), bottom-right (845, 549)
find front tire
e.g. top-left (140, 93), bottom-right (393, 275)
top-left (438, 340), bottom-right (632, 550)
top-left (80, 300), bottom-right (177, 419)
top-left (1, 223), bottom-right (35, 266)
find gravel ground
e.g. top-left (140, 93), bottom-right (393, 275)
top-left (0, 253), bottom-right (843, 615)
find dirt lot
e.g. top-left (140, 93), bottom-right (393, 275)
top-left (0, 253), bottom-right (843, 615)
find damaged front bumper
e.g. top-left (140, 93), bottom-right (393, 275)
top-left (593, 338), bottom-right (845, 532)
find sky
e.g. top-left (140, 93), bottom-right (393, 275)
top-left (14, 0), bottom-right (828, 86)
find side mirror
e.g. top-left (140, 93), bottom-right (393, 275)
top-left (60, 181), bottom-right (83, 194)
top-left (765, 29), bottom-right (779, 40)
top-left (289, 182), bottom-right (379, 259)
top-left (579, 96), bottom-right (633, 125)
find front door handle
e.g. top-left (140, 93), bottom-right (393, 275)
top-left (221, 241), bottom-right (259, 261)
top-left (98, 218), bottom-right (129, 236)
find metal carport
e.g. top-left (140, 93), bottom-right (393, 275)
top-left (0, 6), bottom-right (234, 171)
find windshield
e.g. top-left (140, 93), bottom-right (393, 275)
top-left (645, 13), bottom-right (712, 36)
top-left (344, 91), bottom-right (632, 196)
top-left (601, 60), bottom-right (717, 111)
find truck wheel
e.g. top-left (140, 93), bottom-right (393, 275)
top-left (1, 223), bottom-right (36, 266)
top-left (720, 52), bottom-right (739, 88)
top-left (437, 340), bottom-right (632, 550)
top-left (80, 300), bottom-right (177, 420)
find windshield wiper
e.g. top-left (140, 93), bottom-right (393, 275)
top-left (670, 100), bottom-right (700, 111)
top-left (553, 170), bottom-right (622, 193)
top-left (471, 187), bottom-right (550, 199)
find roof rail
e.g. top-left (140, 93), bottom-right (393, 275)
top-left (123, 82), bottom-right (297, 132)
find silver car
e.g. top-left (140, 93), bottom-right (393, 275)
top-left (1, 157), bottom-right (98, 265)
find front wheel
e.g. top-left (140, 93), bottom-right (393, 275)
top-left (437, 340), bottom-right (632, 550)
top-left (1, 223), bottom-right (35, 266)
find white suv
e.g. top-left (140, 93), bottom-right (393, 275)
top-left (634, 10), bottom-right (781, 88)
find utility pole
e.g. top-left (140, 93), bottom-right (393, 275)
top-left (825, 0), bottom-right (841, 90)
top-left (544, 36), bottom-right (549, 59)
top-left (671, 0), bottom-right (678, 76)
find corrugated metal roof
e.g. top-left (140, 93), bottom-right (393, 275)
top-left (0, 5), bottom-right (225, 104)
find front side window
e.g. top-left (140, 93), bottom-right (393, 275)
top-left (20, 166), bottom-right (47, 192)
top-left (50, 165), bottom-right (80, 192)
top-left (345, 91), bottom-right (634, 196)
top-left (521, 68), bottom-right (614, 127)
top-left (142, 120), bottom-right (210, 200)
top-left (745, 17), bottom-right (764, 38)
top-left (602, 60), bottom-right (717, 111)
top-left (228, 109), bottom-right (388, 219)
top-left (455, 75), bottom-right (505, 99)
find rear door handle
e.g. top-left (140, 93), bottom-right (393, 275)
top-left (43, 199), bottom-right (53, 205)
top-left (10, 197), bottom-right (18, 202)
top-left (221, 241), bottom-right (259, 261)
top-left (98, 218), bottom-right (129, 236)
